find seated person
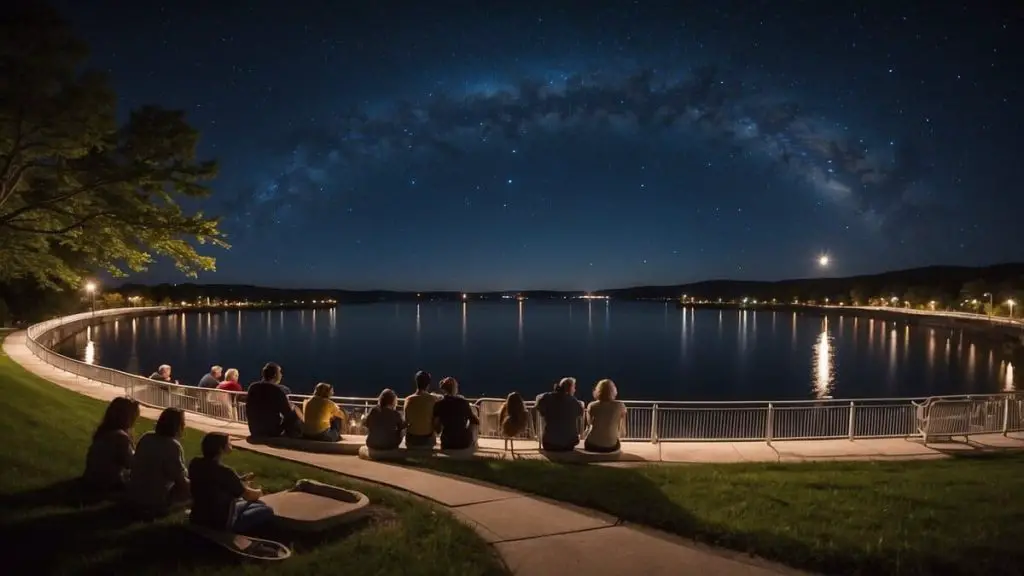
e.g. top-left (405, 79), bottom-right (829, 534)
top-left (216, 368), bottom-right (243, 393)
top-left (432, 377), bottom-right (479, 451)
top-left (499, 392), bottom-right (529, 443)
top-left (245, 362), bottom-right (302, 438)
top-left (83, 396), bottom-right (141, 493)
top-left (365, 388), bottom-right (406, 450)
top-left (403, 370), bottom-right (437, 448)
top-left (584, 379), bottom-right (627, 453)
top-left (189, 432), bottom-right (274, 534)
top-left (125, 408), bottom-right (190, 516)
top-left (535, 377), bottom-right (585, 452)
top-left (198, 365), bottom-right (223, 388)
top-left (302, 382), bottom-right (346, 442)
top-left (149, 364), bottom-right (178, 384)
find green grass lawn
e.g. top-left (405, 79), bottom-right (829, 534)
top-left (0, 345), bottom-right (506, 576)
top-left (406, 452), bottom-right (1024, 576)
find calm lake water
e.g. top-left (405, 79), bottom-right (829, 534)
top-left (56, 302), bottom-right (1017, 401)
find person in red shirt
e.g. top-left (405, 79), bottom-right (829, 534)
top-left (216, 368), bottom-right (243, 393)
top-left (215, 368), bottom-right (244, 419)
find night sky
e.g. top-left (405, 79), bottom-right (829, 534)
top-left (54, 1), bottom-right (1022, 291)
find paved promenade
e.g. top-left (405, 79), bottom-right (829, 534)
top-left (6, 329), bottom-right (1024, 575)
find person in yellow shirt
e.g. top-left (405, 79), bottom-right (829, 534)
top-left (403, 370), bottom-right (437, 448)
top-left (302, 383), bottom-right (346, 442)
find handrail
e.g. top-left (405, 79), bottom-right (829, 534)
top-left (22, 307), bottom-right (1024, 443)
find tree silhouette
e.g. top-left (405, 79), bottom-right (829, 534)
top-left (0, 2), bottom-right (227, 288)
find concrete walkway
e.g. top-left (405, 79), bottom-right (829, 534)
top-left (7, 330), bottom-right (1024, 575)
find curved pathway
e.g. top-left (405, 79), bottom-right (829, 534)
top-left (3, 330), bottom-right (801, 575)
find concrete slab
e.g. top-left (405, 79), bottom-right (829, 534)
top-left (261, 480), bottom-right (370, 532)
top-left (657, 442), bottom-right (748, 463)
top-left (452, 496), bottom-right (611, 543)
top-left (495, 525), bottom-right (793, 576)
top-left (730, 441), bottom-right (781, 462)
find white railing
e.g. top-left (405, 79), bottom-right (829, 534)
top-left (22, 307), bottom-right (1024, 444)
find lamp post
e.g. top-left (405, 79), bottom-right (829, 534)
top-left (1008, 299), bottom-right (1016, 319)
top-left (85, 282), bottom-right (96, 317)
top-left (983, 292), bottom-right (994, 316)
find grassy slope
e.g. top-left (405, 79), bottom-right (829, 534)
top-left (408, 452), bottom-right (1024, 576)
top-left (0, 345), bottom-right (506, 576)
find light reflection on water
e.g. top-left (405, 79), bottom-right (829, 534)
top-left (60, 304), bottom-right (1016, 401)
top-left (812, 318), bottom-right (834, 398)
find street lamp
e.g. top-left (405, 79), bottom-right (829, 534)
top-left (983, 292), bottom-right (994, 316)
top-left (84, 282), bottom-right (97, 316)
top-left (1007, 299), bottom-right (1016, 319)
top-left (818, 254), bottom-right (830, 268)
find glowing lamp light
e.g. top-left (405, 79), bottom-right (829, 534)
top-left (84, 282), bottom-right (96, 293)
top-left (818, 255), bottom-right (830, 267)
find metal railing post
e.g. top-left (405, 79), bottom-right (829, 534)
top-left (765, 403), bottom-right (774, 446)
top-left (650, 404), bottom-right (659, 444)
top-left (848, 401), bottom-right (856, 440)
top-left (1004, 396), bottom-right (1011, 436)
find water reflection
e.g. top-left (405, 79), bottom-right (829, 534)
top-left (812, 318), bottom-right (834, 398)
top-left (84, 326), bottom-right (96, 365)
top-left (329, 307), bottom-right (337, 338)
top-left (518, 301), bottom-right (524, 345)
top-left (791, 312), bottom-right (797, 349)
top-left (461, 302), bottom-right (467, 350)
top-left (587, 301), bottom-right (593, 335)
top-left (1005, 361), bottom-right (1015, 392)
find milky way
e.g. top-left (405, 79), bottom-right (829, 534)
top-left (233, 63), bottom-right (939, 243)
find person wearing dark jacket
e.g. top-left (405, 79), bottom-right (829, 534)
top-left (245, 362), bottom-right (302, 438)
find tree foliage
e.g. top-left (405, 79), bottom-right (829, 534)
top-left (0, 3), bottom-right (227, 288)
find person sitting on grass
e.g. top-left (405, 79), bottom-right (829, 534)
top-left (245, 362), bottom-right (302, 438)
top-left (83, 396), bottom-right (141, 494)
top-left (302, 382), bottom-right (347, 442)
top-left (535, 377), bottom-right (585, 452)
top-left (432, 377), bottom-right (479, 451)
top-left (499, 392), bottom-right (529, 455)
top-left (583, 379), bottom-right (627, 453)
top-left (403, 370), bottom-right (437, 448)
top-left (365, 388), bottom-right (406, 450)
top-left (189, 432), bottom-right (275, 534)
top-left (125, 407), bottom-right (190, 517)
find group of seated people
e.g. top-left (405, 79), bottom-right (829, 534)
top-left (237, 361), bottom-right (628, 454)
top-left (83, 398), bottom-right (274, 535)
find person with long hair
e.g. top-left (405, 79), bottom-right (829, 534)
top-left (83, 396), bottom-right (141, 492)
top-left (499, 392), bottom-right (528, 455)
top-left (583, 379), bottom-right (627, 453)
top-left (365, 388), bottom-right (406, 450)
top-left (126, 407), bottom-right (191, 516)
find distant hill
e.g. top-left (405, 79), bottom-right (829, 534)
top-left (115, 262), bottom-right (1024, 305)
top-left (597, 263), bottom-right (1024, 303)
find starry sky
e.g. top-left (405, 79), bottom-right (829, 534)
top-left (54, 1), bottom-right (1022, 292)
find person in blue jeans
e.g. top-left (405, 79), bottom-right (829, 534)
top-left (188, 432), bottom-right (275, 534)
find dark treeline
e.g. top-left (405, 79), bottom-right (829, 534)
top-left (3, 262), bottom-right (1024, 326)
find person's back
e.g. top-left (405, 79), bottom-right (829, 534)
top-left (404, 392), bottom-right (436, 436)
top-left (188, 455), bottom-right (243, 530)
top-left (365, 405), bottom-right (404, 450)
top-left (432, 380), bottom-right (478, 450)
top-left (536, 387), bottom-right (584, 451)
top-left (83, 428), bottom-right (134, 491)
top-left (246, 380), bottom-right (299, 437)
top-left (585, 400), bottom-right (625, 451)
top-left (198, 373), bottom-right (220, 389)
top-left (126, 431), bottom-right (187, 513)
